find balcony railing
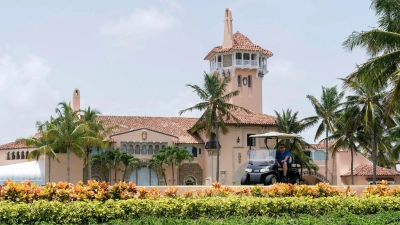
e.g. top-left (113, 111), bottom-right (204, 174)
top-left (205, 141), bottom-right (221, 149)
top-left (234, 59), bottom-right (258, 67)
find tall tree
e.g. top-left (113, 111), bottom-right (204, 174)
top-left (103, 148), bottom-right (124, 184)
top-left (325, 106), bottom-right (364, 185)
top-left (342, 0), bottom-right (400, 115)
top-left (344, 80), bottom-right (393, 184)
top-left (80, 107), bottom-right (116, 182)
top-left (46, 102), bottom-right (101, 183)
top-left (171, 147), bottom-right (194, 185)
top-left (180, 72), bottom-right (250, 182)
top-left (274, 109), bottom-right (319, 173)
top-left (304, 86), bottom-right (344, 184)
top-left (91, 153), bottom-right (109, 182)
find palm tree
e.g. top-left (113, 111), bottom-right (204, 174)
top-left (179, 72), bottom-right (250, 182)
top-left (80, 107), bottom-right (117, 182)
top-left (274, 109), bottom-right (319, 173)
top-left (342, 0), bottom-right (400, 115)
top-left (120, 152), bottom-right (141, 182)
top-left (326, 107), bottom-right (364, 185)
top-left (46, 102), bottom-right (101, 183)
top-left (344, 79), bottom-right (393, 184)
top-left (91, 153), bottom-right (109, 182)
top-left (172, 147), bottom-right (194, 185)
top-left (304, 86), bottom-right (344, 184)
top-left (148, 150), bottom-right (168, 185)
top-left (16, 117), bottom-right (62, 183)
top-left (103, 148), bottom-right (123, 184)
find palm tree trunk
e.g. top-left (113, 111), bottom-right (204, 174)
top-left (172, 163), bottom-right (175, 185)
top-left (114, 165), bottom-right (117, 184)
top-left (67, 147), bottom-right (70, 183)
top-left (87, 148), bottom-right (92, 183)
top-left (325, 124), bottom-right (329, 183)
top-left (371, 131), bottom-right (377, 184)
top-left (215, 119), bottom-right (220, 182)
top-left (332, 154), bottom-right (336, 185)
top-left (48, 155), bottom-right (51, 183)
top-left (350, 143), bottom-right (354, 185)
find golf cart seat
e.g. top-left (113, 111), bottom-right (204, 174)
top-left (278, 156), bottom-right (294, 171)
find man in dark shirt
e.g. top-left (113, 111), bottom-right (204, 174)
top-left (276, 144), bottom-right (291, 180)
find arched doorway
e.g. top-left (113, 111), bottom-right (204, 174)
top-left (129, 167), bottom-right (159, 186)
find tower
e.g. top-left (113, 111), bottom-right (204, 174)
top-left (204, 8), bottom-right (273, 113)
top-left (72, 88), bottom-right (80, 112)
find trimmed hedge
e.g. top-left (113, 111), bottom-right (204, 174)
top-left (1, 196), bottom-right (400, 224)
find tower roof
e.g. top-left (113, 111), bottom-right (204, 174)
top-left (204, 31), bottom-right (273, 60)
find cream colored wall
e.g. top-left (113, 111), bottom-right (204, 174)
top-left (230, 68), bottom-right (262, 113)
top-left (47, 153), bottom-right (84, 184)
top-left (198, 125), bottom-right (277, 185)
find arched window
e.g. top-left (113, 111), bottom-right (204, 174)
top-left (21, 151), bottom-right (25, 159)
top-left (16, 151), bottom-right (20, 160)
top-left (238, 75), bottom-right (242, 87)
top-left (6, 152), bottom-right (10, 160)
top-left (161, 145), bottom-right (166, 150)
top-left (135, 145), bottom-right (140, 154)
top-left (121, 145), bottom-right (127, 153)
top-left (148, 145), bottom-right (153, 154)
top-left (128, 145), bottom-right (134, 154)
top-left (248, 75), bottom-right (252, 87)
top-left (26, 151), bottom-right (29, 158)
top-left (184, 176), bottom-right (196, 185)
top-left (141, 145), bottom-right (147, 154)
top-left (12, 152), bottom-right (15, 160)
top-left (154, 145), bottom-right (160, 154)
top-left (314, 150), bottom-right (326, 160)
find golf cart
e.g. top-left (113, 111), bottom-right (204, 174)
top-left (240, 132), bottom-right (303, 185)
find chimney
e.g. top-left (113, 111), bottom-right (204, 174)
top-left (222, 8), bottom-right (233, 48)
top-left (72, 88), bottom-right (80, 112)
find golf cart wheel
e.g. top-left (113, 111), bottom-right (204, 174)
top-left (294, 175), bottom-right (301, 185)
top-left (264, 174), bottom-right (277, 186)
top-left (240, 175), bottom-right (249, 185)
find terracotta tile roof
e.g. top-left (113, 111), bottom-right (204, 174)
top-left (305, 142), bottom-right (334, 150)
top-left (204, 32), bottom-right (273, 60)
top-left (98, 116), bottom-right (205, 144)
top-left (98, 110), bottom-right (276, 144)
top-left (0, 142), bottom-right (31, 150)
top-left (225, 108), bottom-right (276, 125)
top-left (341, 164), bottom-right (400, 177)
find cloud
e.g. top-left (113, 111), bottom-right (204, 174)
top-left (100, 8), bottom-right (177, 48)
top-left (0, 54), bottom-right (61, 144)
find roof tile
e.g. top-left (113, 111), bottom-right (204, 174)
top-left (204, 32), bottom-right (273, 60)
top-left (341, 164), bottom-right (400, 177)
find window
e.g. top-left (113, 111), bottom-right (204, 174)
top-left (121, 145), bottom-right (127, 153)
top-left (192, 147), bottom-right (198, 157)
top-left (128, 145), bottom-right (134, 154)
top-left (238, 75), bottom-right (241, 87)
top-left (148, 145), bottom-right (153, 154)
top-left (184, 176), bottom-right (196, 185)
top-left (6, 152), bottom-right (10, 160)
top-left (26, 151), bottom-right (29, 158)
top-left (154, 145), bottom-right (160, 154)
top-left (141, 145), bottom-right (147, 154)
top-left (21, 151), bottom-right (25, 159)
top-left (135, 145), bottom-right (140, 154)
top-left (247, 134), bottom-right (255, 147)
top-left (12, 152), bottom-right (15, 160)
top-left (236, 52), bottom-right (242, 60)
top-left (248, 76), bottom-right (252, 87)
top-left (161, 145), bottom-right (166, 150)
top-left (304, 151), bottom-right (312, 158)
top-left (314, 150), bottom-right (326, 160)
top-left (199, 148), bottom-right (201, 155)
top-left (16, 151), bottom-right (20, 160)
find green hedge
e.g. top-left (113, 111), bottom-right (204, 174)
top-left (1, 196), bottom-right (400, 224)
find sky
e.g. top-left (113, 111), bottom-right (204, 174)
top-left (0, 0), bottom-right (378, 145)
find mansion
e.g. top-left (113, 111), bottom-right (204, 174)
top-left (1, 9), bottom-right (400, 186)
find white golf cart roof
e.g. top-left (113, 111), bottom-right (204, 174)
top-left (249, 132), bottom-right (301, 139)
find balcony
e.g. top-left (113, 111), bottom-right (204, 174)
top-left (235, 59), bottom-right (258, 67)
top-left (205, 141), bottom-right (221, 149)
